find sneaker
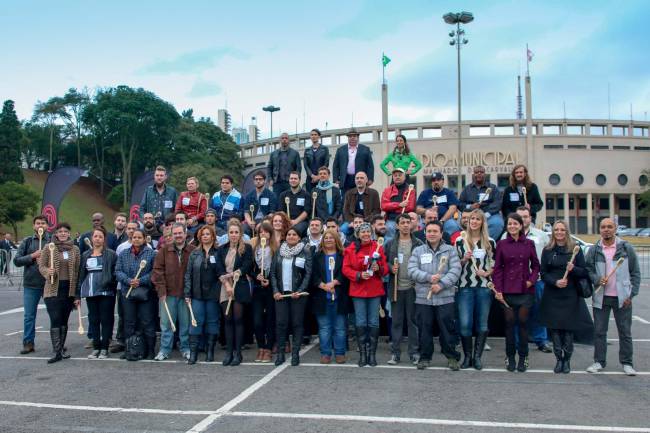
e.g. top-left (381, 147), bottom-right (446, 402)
top-left (410, 354), bottom-right (420, 365)
top-left (416, 359), bottom-right (430, 370)
top-left (623, 365), bottom-right (636, 376)
top-left (387, 354), bottom-right (400, 365)
top-left (537, 342), bottom-right (552, 353)
top-left (586, 362), bottom-right (603, 373)
top-left (448, 358), bottom-right (460, 371)
top-left (484, 343), bottom-right (491, 351)
top-left (87, 350), bottom-right (100, 359)
top-left (154, 352), bottom-right (169, 361)
top-left (98, 350), bottom-right (109, 359)
top-left (517, 355), bottom-right (529, 372)
top-left (182, 351), bottom-right (190, 361)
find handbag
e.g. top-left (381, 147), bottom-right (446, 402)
top-left (577, 277), bottom-right (593, 298)
top-left (126, 285), bottom-right (149, 301)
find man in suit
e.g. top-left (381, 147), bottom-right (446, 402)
top-left (303, 128), bottom-right (330, 192)
top-left (332, 128), bottom-right (374, 192)
top-left (267, 132), bottom-right (302, 200)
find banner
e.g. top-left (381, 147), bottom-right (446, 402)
top-left (41, 167), bottom-right (85, 231)
top-left (129, 171), bottom-right (154, 222)
top-left (241, 167), bottom-right (265, 196)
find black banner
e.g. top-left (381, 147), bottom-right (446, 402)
top-left (41, 167), bottom-right (85, 231)
top-left (129, 171), bottom-right (154, 222)
top-left (241, 167), bottom-right (265, 196)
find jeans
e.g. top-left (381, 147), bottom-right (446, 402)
top-left (416, 302), bottom-right (460, 361)
top-left (252, 287), bottom-right (275, 350)
top-left (316, 300), bottom-right (347, 356)
top-left (159, 295), bottom-right (190, 355)
top-left (352, 296), bottom-right (381, 329)
top-left (86, 295), bottom-right (116, 350)
top-left (390, 288), bottom-right (418, 357)
top-left (593, 296), bottom-right (633, 367)
top-left (22, 287), bottom-right (43, 344)
top-left (486, 213), bottom-right (505, 241)
top-left (190, 299), bottom-right (220, 336)
top-left (456, 287), bottom-right (492, 337)
top-left (275, 296), bottom-right (308, 350)
top-left (528, 280), bottom-right (549, 345)
top-left (443, 219), bottom-right (461, 237)
top-left (122, 292), bottom-right (156, 340)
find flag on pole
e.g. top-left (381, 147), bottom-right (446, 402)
top-left (527, 48), bottom-right (534, 62)
top-left (382, 53), bottom-right (391, 67)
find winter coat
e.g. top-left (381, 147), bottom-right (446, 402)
top-left (408, 241), bottom-right (461, 306)
top-left (492, 234), bottom-right (540, 295)
top-left (342, 240), bottom-right (387, 298)
top-left (76, 248), bottom-right (117, 298)
top-left (152, 242), bottom-right (195, 298)
top-left (309, 250), bottom-right (350, 316)
top-left (184, 246), bottom-right (220, 300)
top-left (38, 242), bottom-right (81, 298)
top-left (216, 242), bottom-right (254, 303)
top-left (270, 244), bottom-right (312, 294)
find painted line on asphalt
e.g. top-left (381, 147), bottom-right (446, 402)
top-left (633, 315), bottom-right (650, 324)
top-left (5, 326), bottom-right (42, 336)
top-left (0, 355), bottom-right (274, 366)
top-left (227, 411), bottom-right (650, 432)
top-left (0, 400), bottom-right (214, 415)
top-left (184, 341), bottom-right (318, 433)
top-left (0, 304), bottom-right (45, 316)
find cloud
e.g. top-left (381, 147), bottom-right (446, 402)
top-left (187, 79), bottom-right (222, 98)
top-left (139, 47), bottom-right (248, 75)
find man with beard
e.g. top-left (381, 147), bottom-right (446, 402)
top-left (304, 218), bottom-right (324, 252)
top-left (459, 166), bottom-right (503, 240)
top-left (371, 214), bottom-right (387, 240)
top-left (416, 172), bottom-right (460, 237)
top-left (243, 171), bottom-right (277, 235)
top-left (109, 213), bottom-right (128, 250)
top-left (278, 171), bottom-right (311, 236)
top-left (139, 166), bottom-right (178, 228)
top-left (312, 167), bottom-right (342, 222)
top-left (415, 208), bottom-right (452, 245)
top-left (142, 212), bottom-right (162, 248)
top-left (501, 164), bottom-right (544, 223)
top-left (267, 132), bottom-right (302, 200)
top-left (303, 129), bottom-right (330, 193)
top-left (341, 171), bottom-right (381, 236)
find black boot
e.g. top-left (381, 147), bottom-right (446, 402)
top-left (275, 352), bottom-right (286, 366)
top-left (356, 327), bottom-right (367, 367)
top-left (367, 327), bottom-right (379, 367)
top-left (188, 335), bottom-right (199, 365)
top-left (460, 336), bottom-right (473, 369)
top-left (517, 354), bottom-right (529, 372)
top-left (562, 332), bottom-right (573, 374)
top-left (47, 328), bottom-right (63, 364)
top-left (506, 354), bottom-right (516, 372)
top-left (551, 330), bottom-right (563, 374)
top-left (145, 336), bottom-right (156, 360)
top-left (473, 332), bottom-right (487, 370)
top-left (205, 334), bottom-right (217, 362)
top-left (231, 350), bottom-right (242, 366)
top-left (60, 326), bottom-right (70, 359)
top-left (222, 351), bottom-right (234, 366)
top-left (290, 347), bottom-right (300, 366)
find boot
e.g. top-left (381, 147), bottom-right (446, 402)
top-left (551, 331), bottom-right (563, 374)
top-left (290, 347), bottom-right (300, 366)
top-left (188, 335), bottom-right (199, 365)
top-left (505, 355), bottom-right (516, 372)
top-left (562, 332), bottom-right (573, 374)
top-left (517, 354), bottom-right (529, 372)
top-left (231, 350), bottom-right (242, 366)
top-left (473, 332), bottom-right (487, 370)
top-left (145, 336), bottom-right (156, 360)
top-left (20, 342), bottom-right (35, 355)
top-left (367, 327), bottom-right (379, 367)
top-left (356, 327), bottom-right (367, 367)
top-left (60, 326), bottom-right (70, 359)
top-left (47, 328), bottom-right (63, 364)
top-left (460, 336), bottom-right (473, 369)
top-left (205, 334), bottom-right (217, 362)
top-left (274, 351), bottom-right (286, 366)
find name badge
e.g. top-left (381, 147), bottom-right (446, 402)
top-left (478, 193), bottom-right (488, 202)
top-left (182, 197), bottom-right (190, 206)
top-left (473, 248), bottom-right (486, 260)
top-left (224, 202), bottom-right (234, 211)
top-left (509, 192), bottom-right (520, 202)
top-left (164, 200), bottom-right (173, 209)
top-left (296, 198), bottom-right (305, 207)
top-left (359, 201), bottom-right (364, 210)
top-left (209, 255), bottom-right (216, 264)
top-left (435, 195), bottom-right (447, 204)
top-left (420, 253), bottom-right (433, 264)
top-left (87, 257), bottom-right (98, 268)
top-left (62, 251), bottom-right (69, 260)
top-left (363, 255), bottom-right (369, 265)
top-left (295, 257), bottom-right (306, 268)
top-left (398, 253), bottom-right (404, 264)
top-left (260, 197), bottom-right (269, 206)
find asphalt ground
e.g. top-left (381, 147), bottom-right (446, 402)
top-left (0, 279), bottom-right (648, 433)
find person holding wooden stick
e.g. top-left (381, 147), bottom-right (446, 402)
top-left (76, 227), bottom-right (117, 360)
top-left (539, 220), bottom-right (592, 374)
top-left (311, 166), bottom-right (342, 222)
top-left (380, 168), bottom-right (416, 242)
top-left (251, 224), bottom-right (276, 363)
top-left (586, 217), bottom-right (641, 376)
top-left (278, 172), bottom-right (311, 237)
top-left (271, 227), bottom-right (313, 366)
top-left (38, 222), bottom-right (81, 364)
top-left (217, 220), bottom-right (253, 366)
top-left (454, 210), bottom-right (495, 370)
top-left (459, 166), bottom-right (503, 240)
top-left (384, 214), bottom-right (423, 365)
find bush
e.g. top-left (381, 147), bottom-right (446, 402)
top-left (107, 184), bottom-right (125, 208)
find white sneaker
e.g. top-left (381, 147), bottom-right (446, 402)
top-left (623, 365), bottom-right (636, 376)
top-left (182, 351), bottom-right (191, 360)
top-left (387, 354), bottom-right (400, 365)
top-left (154, 352), bottom-right (169, 361)
top-left (87, 350), bottom-right (100, 359)
top-left (98, 350), bottom-right (109, 359)
top-left (484, 343), bottom-right (492, 351)
top-left (586, 362), bottom-right (603, 373)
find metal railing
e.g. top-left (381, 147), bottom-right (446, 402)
top-left (0, 249), bottom-right (23, 289)
top-left (633, 245), bottom-right (650, 281)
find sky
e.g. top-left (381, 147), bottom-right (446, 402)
top-left (1, 0), bottom-right (649, 138)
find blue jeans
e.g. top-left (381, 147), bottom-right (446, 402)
top-left (443, 219), bottom-right (461, 237)
top-left (528, 280), bottom-right (548, 345)
top-left (352, 296), bottom-right (381, 329)
top-left (159, 295), bottom-right (190, 355)
top-left (456, 287), bottom-right (492, 337)
top-left (23, 287), bottom-right (43, 345)
top-left (190, 299), bottom-right (220, 336)
top-left (316, 300), bottom-right (347, 356)
top-left (486, 213), bottom-right (504, 240)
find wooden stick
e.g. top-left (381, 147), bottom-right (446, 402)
top-left (460, 231), bottom-right (479, 273)
top-left (249, 205), bottom-right (256, 238)
top-left (225, 272), bottom-right (240, 316)
top-left (280, 291), bottom-right (309, 298)
top-left (48, 243), bottom-right (55, 284)
top-left (37, 228), bottom-right (44, 250)
top-left (162, 298), bottom-right (177, 333)
top-left (260, 237), bottom-right (267, 277)
top-left (145, 235), bottom-right (152, 246)
top-left (187, 301), bottom-right (197, 327)
top-left (373, 237), bottom-right (384, 255)
top-left (521, 186), bottom-right (528, 207)
top-left (77, 306), bottom-right (85, 335)
top-left (329, 256), bottom-right (336, 301)
top-left (285, 197), bottom-right (290, 218)
top-left (561, 246), bottom-right (581, 280)
top-left (311, 191), bottom-right (318, 219)
top-left (126, 260), bottom-right (147, 298)
top-left (478, 187), bottom-right (492, 205)
top-left (401, 184), bottom-right (415, 214)
top-left (392, 258), bottom-right (399, 302)
top-left (84, 237), bottom-right (92, 249)
top-left (427, 256), bottom-right (448, 300)
top-left (379, 303), bottom-right (386, 318)
top-left (594, 257), bottom-right (625, 294)
top-left (487, 282), bottom-right (511, 309)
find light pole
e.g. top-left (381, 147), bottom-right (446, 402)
top-left (262, 105), bottom-right (280, 140)
top-left (443, 11), bottom-right (473, 194)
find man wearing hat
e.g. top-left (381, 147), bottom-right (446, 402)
top-left (381, 168), bottom-right (416, 241)
top-left (332, 128), bottom-right (375, 192)
top-left (416, 172), bottom-right (460, 237)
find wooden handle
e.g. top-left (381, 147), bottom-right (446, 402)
top-left (163, 299), bottom-right (176, 333)
top-left (521, 187), bottom-right (528, 206)
top-left (280, 292), bottom-right (309, 298)
top-left (187, 301), bottom-right (198, 327)
top-left (48, 243), bottom-right (55, 284)
top-left (311, 192), bottom-right (317, 219)
top-left (379, 304), bottom-right (386, 318)
top-left (401, 184), bottom-right (415, 214)
top-left (77, 307), bottom-right (85, 335)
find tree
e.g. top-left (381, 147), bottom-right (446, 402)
top-left (62, 88), bottom-right (90, 167)
top-left (33, 97), bottom-right (69, 172)
top-left (0, 100), bottom-right (25, 184)
top-left (22, 121), bottom-right (64, 170)
top-left (169, 163), bottom-right (230, 195)
top-left (0, 182), bottom-right (40, 238)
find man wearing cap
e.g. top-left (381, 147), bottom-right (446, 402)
top-left (458, 165), bottom-right (503, 240)
top-left (303, 129), bottom-right (330, 193)
top-left (381, 168), bottom-right (416, 241)
top-left (416, 172), bottom-right (460, 237)
top-left (332, 128), bottom-right (374, 192)
top-left (268, 132), bottom-right (302, 200)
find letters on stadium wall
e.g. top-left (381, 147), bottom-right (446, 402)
top-left (419, 151), bottom-right (520, 175)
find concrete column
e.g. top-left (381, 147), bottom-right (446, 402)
top-left (563, 193), bottom-right (570, 231)
top-left (537, 190), bottom-right (546, 228)
top-left (631, 193), bottom-right (637, 229)
top-left (587, 192), bottom-right (593, 234)
top-left (609, 193), bottom-right (615, 219)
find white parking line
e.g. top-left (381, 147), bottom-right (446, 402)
top-left (4, 326), bottom-right (42, 336)
top-left (0, 305), bottom-right (45, 316)
top-left (0, 400), bottom-right (213, 415)
top-left (633, 315), bottom-right (650, 324)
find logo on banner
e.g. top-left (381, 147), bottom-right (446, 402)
top-left (42, 204), bottom-right (58, 232)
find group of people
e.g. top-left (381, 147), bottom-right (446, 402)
top-left (10, 127), bottom-right (640, 376)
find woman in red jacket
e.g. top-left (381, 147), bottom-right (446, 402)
top-left (342, 222), bottom-right (388, 367)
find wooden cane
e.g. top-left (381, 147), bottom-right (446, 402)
top-left (460, 231), bottom-right (480, 273)
top-left (329, 256), bottom-right (336, 301)
top-left (373, 237), bottom-right (384, 255)
top-left (48, 243), bottom-right (55, 284)
top-left (594, 257), bottom-right (625, 294)
top-left (401, 184), bottom-right (415, 214)
top-left (225, 271), bottom-right (240, 316)
top-left (145, 235), bottom-right (152, 246)
top-left (77, 306), bottom-right (85, 335)
top-left (521, 186), bottom-right (528, 207)
top-left (311, 191), bottom-right (318, 219)
top-left (284, 196), bottom-right (291, 218)
top-left (561, 246), bottom-right (581, 280)
top-left (84, 237), bottom-right (92, 249)
top-left (379, 303), bottom-right (386, 318)
top-left (162, 298), bottom-right (177, 332)
top-left (260, 237), bottom-right (267, 277)
top-left (427, 256), bottom-right (448, 300)
top-left (392, 258), bottom-right (399, 302)
top-left (126, 260), bottom-right (147, 298)
top-left (280, 292), bottom-right (310, 299)
top-left (487, 282), bottom-right (511, 309)
top-left (249, 204), bottom-right (256, 238)
top-left (37, 227), bottom-right (44, 250)
top-left (478, 187), bottom-right (492, 205)
top-left (187, 301), bottom-right (198, 327)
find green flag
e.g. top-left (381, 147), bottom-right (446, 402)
top-left (382, 54), bottom-right (391, 67)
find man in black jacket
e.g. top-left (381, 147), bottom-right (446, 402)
top-left (13, 215), bottom-right (50, 354)
top-left (278, 172), bottom-right (311, 237)
top-left (267, 132), bottom-right (301, 200)
top-left (332, 128), bottom-right (374, 192)
top-left (303, 129), bottom-right (330, 192)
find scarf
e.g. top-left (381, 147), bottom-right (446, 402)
top-left (255, 245), bottom-right (272, 273)
top-left (279, 241), bottom-right (305, 259)
top-left (316, 181), bottom-right (334, 214)
top-left (54, 238), bottom-right (74, 252)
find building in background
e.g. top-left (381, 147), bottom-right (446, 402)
top-left (232, 127), bottom-right (249, 144)
top-left (217, 109), bottom-right (231, 134)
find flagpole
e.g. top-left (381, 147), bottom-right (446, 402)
top-left (526, 43), bottom-right (530, 77)
top-left (382, 51), bottom-right (385, 84)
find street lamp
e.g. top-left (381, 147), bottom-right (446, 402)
top-left (443, 11), bottom-right (473, 194)
top-left (262, 105), bottom-right (280, 139)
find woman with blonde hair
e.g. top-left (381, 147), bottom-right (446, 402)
top-left (454, 209), bottom-right (495, 370)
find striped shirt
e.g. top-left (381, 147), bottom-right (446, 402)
top-left (455, 237), bottom-right (496, 288)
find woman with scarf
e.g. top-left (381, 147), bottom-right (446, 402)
top-left (39, 222), bottom-right (81, 364)
top-left (184, 225), bottom-right (221, 364)
top-left (312, 166), bottom-right (342, 222)
top-left (217, 220), bottom-right (253, 366)
top-left (270, 227), bottom-right (312, 366)
top-left (115, 229), bottom-right (156, 360)
top-left (77, 227), bottom-right (117, 359)
top-left (342, 222), bottom-right (388, 367)
top-left (379, 134), bottom-right (423, 182)
top-left (251, 222), bottom-right (276, 363)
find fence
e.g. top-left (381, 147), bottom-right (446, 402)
top-left (0, 249), bottom-right (23, 289)
top-left (634, 245), bottom-right (650, 281)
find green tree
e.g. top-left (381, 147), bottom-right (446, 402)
top-left (22, 121), bottom-right (64, 170)
top-left (169, 163), bottom-right (230, 195)
top-left (62, 87), bottom-right (90, 167)
top-left (0, 182), bottom-right (40, 238)
top-left (33, 97), bottom-right (69, 172)
top-left (0, 100), bottom-right (25, 184)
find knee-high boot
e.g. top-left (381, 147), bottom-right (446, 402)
top-left (473, 332), bottom-right (488, 370)
top-left (205, 334), bottom-right (217, 362)
top-left (460, 336), bottom-right (473, 369)
top-left (562, 331), bottom-right (573, 374)
top-left (367, 327), bottom-right (379, 367)
top-left (356, 327), bottom-right (367, 367)
top-left (551, 330), bottom-right (563, 374)
top-left (188, 335), bottom-right (200, 365)
top-left (60, 326), bottom-right (71, 359)
top-left (47, 328), bottom-right (63, 364)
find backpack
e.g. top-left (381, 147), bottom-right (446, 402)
top-left (125, 334), bottom-right (145, 361)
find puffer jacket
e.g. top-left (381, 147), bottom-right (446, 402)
top-left (342, 240), bottom-right (388, 298)
top-left (408, 241), bottom-right (461, 306)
